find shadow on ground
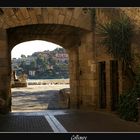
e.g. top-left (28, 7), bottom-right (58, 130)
top-left (12, 88), bottom-right (69, 111)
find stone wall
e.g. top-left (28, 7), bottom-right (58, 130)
top-left (94, 8), bottom-right (140, 111)
top-left (78, 32), bottom-right (97, 108)
top-left (0, 29), bottom-right (11, 113)
top-left (0, 8), bottom-right (140, 113)
top-left (0, 8), bottom-right (92, 30)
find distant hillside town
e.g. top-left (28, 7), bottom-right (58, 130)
top-left (11, 48), bottom-right (69, 79)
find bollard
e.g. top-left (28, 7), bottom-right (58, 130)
top-left (137, 98), bottom-right (140, 123)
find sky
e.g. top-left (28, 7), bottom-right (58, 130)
top-left (11, 40), bottom-right (62, 59)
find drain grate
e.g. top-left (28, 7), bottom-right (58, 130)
top-left (0, 115), bottom-right (53, 132)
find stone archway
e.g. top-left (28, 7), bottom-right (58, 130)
top-left (0, 8), bottom-right (97, 113)
top-left (0, 7), bottom-right (136, 114)
top-left (7, 23), bottom-right (91, 109)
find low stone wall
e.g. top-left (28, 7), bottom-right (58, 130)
top-left (11, 73), bottom-right (28, 88)
top-left (27, 79), bottom-right (70, 85)
top-left (11, 81), bottom-right (27, 88)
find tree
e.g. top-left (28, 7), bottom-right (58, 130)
top-left (95, 12), bottom-right (140, 122)
top-left (96, 13), bottom-right (134, 81)
top-left (36, 54), bottom-right (44, 66)
top-left (21, 54), bottom-right (26, 58)
top-left (30, 60), bottom-right (36, 70)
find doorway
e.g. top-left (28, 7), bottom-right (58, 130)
top-left (99, 61), bottom-right (106, 109)
top-left (110, 60), bottom-right (119, 111)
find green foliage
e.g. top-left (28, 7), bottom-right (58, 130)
top-left (17, 48), bottom-right (69, 79)
top-left (118, 89), bottom-right (138, 122)
top-left (36, 54), bottom-right (44, 65)
top-left (134, 65), bottom-right (140, 97)
top-left (117, 65), bottom-right (140, 122)
top-left (94, 9), bottom-right (140, 122)
top-left (30, 61), bottom-right (36, 70)
top-left (96, 14), bottom-right (134, 70)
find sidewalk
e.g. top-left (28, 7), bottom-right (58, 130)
top-left (55, 109), bottom-right (140, 132)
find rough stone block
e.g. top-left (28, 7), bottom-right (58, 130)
top-left (58, 14), bottom-right (65, 24)
top-left (20, 8), bottom-right (30, 19)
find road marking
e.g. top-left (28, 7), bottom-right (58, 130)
top-left (45, 115), bottom-right (67, 133)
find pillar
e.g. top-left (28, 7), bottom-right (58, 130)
top-left (0, 28), bottom-right (11, 114)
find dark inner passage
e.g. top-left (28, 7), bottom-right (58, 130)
top-left (99, 61), bottom-right (106, 109)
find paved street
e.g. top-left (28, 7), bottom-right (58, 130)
top-left (0, 85), bottom-right (140, 132)
top-left (11, 84), bottom-right (70, 111)
top-left (1, 109), bottom-right (140, 132)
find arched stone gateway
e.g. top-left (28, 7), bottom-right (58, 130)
top-left (0, 8), bottom-right (139, 113)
